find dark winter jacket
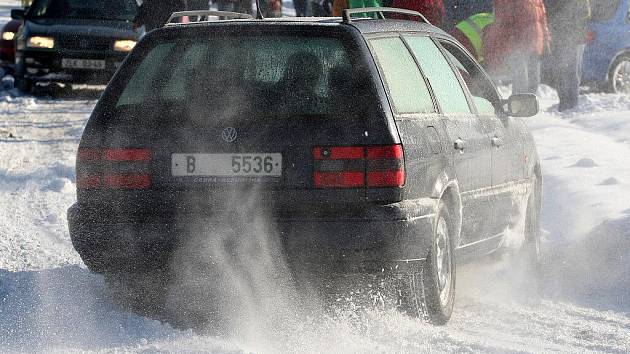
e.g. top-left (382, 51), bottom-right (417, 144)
top-left (186, 0), bottom-right (209, 10)
top-left (134, 0), bottom-right (187, 31)
top-left (390, 0), bottom-right (445, 28)
top-left (544, 0), bottom-right (591, 44)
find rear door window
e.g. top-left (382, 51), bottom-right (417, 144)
top-left (369, 37), bottom-right (435, 114)
top-left (403, 36), bottom-right (472, 114)
top-left (438, 40), bottom-right (501, 115)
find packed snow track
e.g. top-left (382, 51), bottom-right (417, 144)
top-left (0, 83), bottom-right (629, 352)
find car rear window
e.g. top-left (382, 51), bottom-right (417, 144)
top-left (114, 34), bottom-right (374, 123)
top-left (28, 0), bottom-right (137, 21)
top-left (590, 0), bottom-right (620, 21)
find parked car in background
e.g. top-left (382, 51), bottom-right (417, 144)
top-left (582, 0), bottom-right (630, 93)
top-left (0, 18), bottom-right (21, 74)
top-left (12, 0), bottom-right (139, 93)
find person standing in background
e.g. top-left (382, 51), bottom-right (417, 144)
top-left (134, 0), bottom-right (187, 31)
top-left (332, 0), bottom-right (382, 17)
top-left (294, 0), bottom-right (310, 16)
top-left (450, 12), bottom-right (495, 64)
top-left (443, 0), bottom-right (492, 30)
top-left (544, 0), bottom-right (591, 111)
top-left (490, 0), bottom-right (550, 95)
top-left (186, 0), bottom-right (209, 10)
top-left (389, 0), bottom-right (445, 28)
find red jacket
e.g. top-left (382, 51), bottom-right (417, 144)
top-left (390, 0), bottom-right (445, 28)
top-left (490, 0), bottom-right (550, 56)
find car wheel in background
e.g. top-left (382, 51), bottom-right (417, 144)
top-left (14, 74), bottom-right (33, 94)
top-left (398, 201), bottom-right (456, 325)
top-left (14, 60), bottom-right (33, 94)
top-left (609, 55), bottom-right (630, 94)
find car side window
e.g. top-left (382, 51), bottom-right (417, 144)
top-left (369, 37), bottom-right (435, 115)
top-left (403, 36), bottom-right (472, 114)
top-left (438, 40), bottom-right (501, 115)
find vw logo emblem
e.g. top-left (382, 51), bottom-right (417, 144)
top-left (221, 127), bottom-right (238, 143)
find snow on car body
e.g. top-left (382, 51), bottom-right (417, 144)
top-left (67, 8), bottom-right (541, 325)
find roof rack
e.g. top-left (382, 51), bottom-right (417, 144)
top-left (166, 10), bottom-right (254, 25)
top-left (342, 7), bottom-right (431, 25)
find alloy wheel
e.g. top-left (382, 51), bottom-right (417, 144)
top-left (435, 217), bottom-right (452, 307)
top-left (612, 60), bottom-right (630, 94)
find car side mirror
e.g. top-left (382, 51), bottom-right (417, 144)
top-left (11, 9), bottom-right (25, 20)
top-left (504, 94), bottom-right (539, 117)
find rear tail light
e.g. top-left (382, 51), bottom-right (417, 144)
top-left (366, 145), bottom-right (405, 187)
top-left (76, 148), bottom-right (102, 189)
top-left (77, 148), bottom-right (152, 190)
top-left (313, 145), bottom-right (405, 188)
top-left (586, 30), bottom-right (595, 44)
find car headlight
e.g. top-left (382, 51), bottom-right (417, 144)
top-left (2, 32), bottom-right (15, 41)
top-left (114, 40), bottom-right (136, 52)
top-left (27, 36), bottom-right (54, 49)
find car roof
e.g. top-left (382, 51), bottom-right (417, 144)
top-left (164, 16), bottom-right (450, 38)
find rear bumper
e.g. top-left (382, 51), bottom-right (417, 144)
top-left (67, 200), bottom-right (437, 275)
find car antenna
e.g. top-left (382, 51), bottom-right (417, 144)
top-left (255, 0), bottom-right (265, 19)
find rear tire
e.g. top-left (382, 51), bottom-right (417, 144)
top-left (103, 271), bottom-right (171, 319)
top-left (398, 201), bottom-right (456, 325)
top-left (521, 181), bottom-right (543, 282)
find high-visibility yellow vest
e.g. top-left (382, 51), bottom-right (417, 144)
top-left (455, 13), bottom-right (495, 62)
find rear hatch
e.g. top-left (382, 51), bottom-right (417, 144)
top-left (77, 24), bottom-right (403, 213)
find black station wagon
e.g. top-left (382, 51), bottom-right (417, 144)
top-left (68, 8), bottom-right (542, 325)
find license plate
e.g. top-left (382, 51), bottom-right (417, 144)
top-left (172, 153), bottom-right (282, 177)
top-left (61, 58), bottom-right (106, 70)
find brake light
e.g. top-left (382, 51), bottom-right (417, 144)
top-left (313, 145), bottom-right (405, 188)
top-left (367, 145), bottom-right (405, 187)
top-left (76, 148), bottom-right (152, 190)
top-left (77, 148), bottom-right (102, 189)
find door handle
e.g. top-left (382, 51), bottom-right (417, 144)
top-left (491, 136), bottom-right (504, 147)
top-left (454, 138), bottom-right (466, 151)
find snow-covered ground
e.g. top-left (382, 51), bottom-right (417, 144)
top-left (0, 3), bottom-right (630, 351)
top-left (1, 86), bottom-right (629, 352)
